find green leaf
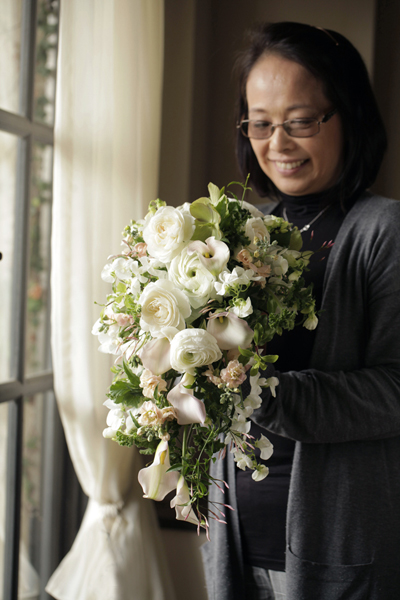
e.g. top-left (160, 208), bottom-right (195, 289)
top-left (166, 463), bottom-right (183, 473)
top-left (123, 361), bottom-right (141, 387)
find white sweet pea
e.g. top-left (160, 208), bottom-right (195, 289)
top-left (255, 434), bottom-right (274, 460)
top-left (234, 451), bottom-right (253, 471)
top-left (245, 217), bottom-right (270, 250)
top-left (102, 399), bottom-right (125, 438)
top-left (170, 328), bottom-right (222, 374)
top-left (143, 205), bottom-right (195, 263)
top-left (168, 248), bottom-right (216, 309)
top-left (252, 465), bottom-right (270, 482)
top-left (101, 262), bottom-right (114, 283)
top-left (97, 324), bottom-right (121, 355)
top-left (207, 312), bottom-right (253, 351)
top-left (139, 279), bottom-right (191, 336)
top-left (230, 297), bottom-right (253, 318)
top-left (112, 257), bottom-right (137, 281)
top-left (167, 373), bottom-right (207, 425)
top-left (170, 475), bottom-right (199, 525)
top-left (265, 376), bottom-right (280, 397)
top-left (304, 313), bottom-right (318, 331)
top-left (138, 440), bottom-right (180, 501)
top-left (186, 237), bottom-right (230, 276)
top-left (215, 267), bottom-right (260, 296)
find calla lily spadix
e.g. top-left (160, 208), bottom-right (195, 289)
top-left (167, 373), bottom-right (207, 425)
top-left (170, 475), bottom-right (199, 525)
top-left (138, 439), bottom-right (179, 501)
top-left (207, 311), bottom-right (254, 351)
top-left (187, 237), bottom-right (230, 276)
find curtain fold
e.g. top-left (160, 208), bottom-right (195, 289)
top-left (47, 1), bottom-right (175, 598)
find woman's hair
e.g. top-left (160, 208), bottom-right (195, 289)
top-left (235, 22), bottom-right (387, 202)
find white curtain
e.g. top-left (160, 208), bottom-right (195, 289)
top-left (47, 1), bottom-right (176, 599)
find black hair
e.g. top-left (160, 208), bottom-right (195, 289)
top-left (235, 22), bottom-right (387, 203)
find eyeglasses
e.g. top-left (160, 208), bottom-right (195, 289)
top-left (237, 109), bottom-right (338, 140)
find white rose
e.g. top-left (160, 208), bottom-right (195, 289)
top-left (169, 248), bottom-right (216, 308)
top-left (139, 280), bottom-right (191, 336)
top-left (170, 328), bottom-right (222, 374)
top-left (244, 217), bottom-right (270, 250)
top-left (143, 206), bottom-right (195, 263)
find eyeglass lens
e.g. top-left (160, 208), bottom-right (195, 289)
top-left (243, 119), bottom-right (320, 139)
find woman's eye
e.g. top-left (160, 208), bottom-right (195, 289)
top-left (291, 118), bottom-right (315, 128)
top-left (253, 121), bottom-right (271, 129)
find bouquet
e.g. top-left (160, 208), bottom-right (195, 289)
top-left (92, 181), bottom-right (317, 533)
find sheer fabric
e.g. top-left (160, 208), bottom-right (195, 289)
top-left (47, 1), bottom-right (176, 598)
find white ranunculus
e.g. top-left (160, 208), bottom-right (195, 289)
top-left (245, 217), bottom-right (270, 250)
top-left (168, 248), bottom-right (216, 309)
top-left (142, 205), bottom-right (195, 263)
top-left (169, 328), bottom-right (222, 374)
top-left (139, 279), bottom-right (191, 336)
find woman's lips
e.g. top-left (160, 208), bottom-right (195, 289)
top-left (272, 158), bottom-right (309, 174)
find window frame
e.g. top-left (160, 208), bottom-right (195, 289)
top-left (0, 3), bottom-right (86, 599)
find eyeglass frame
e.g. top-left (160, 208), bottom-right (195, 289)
top-left (237, 108), bottom-right (338, 140)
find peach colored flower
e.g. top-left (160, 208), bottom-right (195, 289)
top-left (237, 248), bottom-right (253, 267)
top-left (203, 365), bottom-right (222, 386)
top-left (220, 360), bottom-right (247, 388)
top-left (140, 368), bottom-right (168, 398)
top-left (115, 313), bottom-right (133, 327)
top-left (138, 400), bottom-right (176, 427)
top-left (133, 242), bottom-right (148, 257)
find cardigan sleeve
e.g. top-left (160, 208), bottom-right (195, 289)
top-left (251, 196), bottom-right (400, 444)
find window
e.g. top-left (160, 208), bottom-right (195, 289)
top-left (0, 3), bottom-right (86, 598)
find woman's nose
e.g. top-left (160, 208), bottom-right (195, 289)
top-left (268, 125), bottom-right (296, 152)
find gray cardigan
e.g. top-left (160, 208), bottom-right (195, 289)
top-left (201, 193), bottom-right (400, 600)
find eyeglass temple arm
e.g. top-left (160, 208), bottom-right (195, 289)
top-left (321, 109), bottom-right (338, 123)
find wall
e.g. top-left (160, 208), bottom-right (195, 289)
top-left (159, 0), bottom-right (376, 208)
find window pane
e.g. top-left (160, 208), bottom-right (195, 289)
top-left (0, 1), bottom-right (23, 114)
top-left (0, 131), bottom-right (19, 383)
top-left (25, 143), bottom-right (53, 376)
top-left (18, 394), bottom-right (43, 599)
top-left (0, 402), bottom-right (8, 594)
top-left (34, 0), bottom-right (60, 125)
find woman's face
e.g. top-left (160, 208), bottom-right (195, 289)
top-left (245, 54), bottom-right (343, 196)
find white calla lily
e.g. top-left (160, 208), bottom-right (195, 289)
top-left (186, 237), bottom-right (230, 276)
top-left (138, 440), bottom-right (179, 501)
top-left (167, 373), bottom-right (207, 425)
top-left (140, 337), bottom-right (172, 375)
top-left (170, 475), bottom-right (199, 525)
top-left (207, 312), bottom-right (254, 350)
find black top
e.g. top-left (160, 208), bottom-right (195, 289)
top-left (236, 192), bottom-right (346, 572)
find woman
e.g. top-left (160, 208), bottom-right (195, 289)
top-left (201, 22), bottom-right (400, 600)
